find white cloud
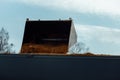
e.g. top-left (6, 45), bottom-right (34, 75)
top-left (14, 0), bottom-right (120, 17)
top-left (74, 24), bottom-right (120, 54)
top-left (75, 24), bottom-right (120, 44)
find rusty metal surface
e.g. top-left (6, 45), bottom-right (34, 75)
top-left (21, 20), bottom-right (72, 54)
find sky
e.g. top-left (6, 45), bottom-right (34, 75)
top-left (0, 0), bottom-right (120, 55)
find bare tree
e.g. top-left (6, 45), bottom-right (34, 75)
top-left (0, 28), bottom-right (14, 54)
top-left (69, 42), bottom-right (89, 54)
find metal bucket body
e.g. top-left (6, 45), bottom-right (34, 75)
top-left (21, 19), bottom-right (77, 54)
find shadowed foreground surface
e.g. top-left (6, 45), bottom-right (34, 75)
top-left (0, 54), bottom-right (120, 80)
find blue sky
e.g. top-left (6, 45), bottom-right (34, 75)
top-left (0, 0), bottom-right (120, 55)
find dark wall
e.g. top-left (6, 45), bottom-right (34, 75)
top-left (0, 54), bottom-right (120, 80)
top-left (23, 20), bottom-right (71, 44)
